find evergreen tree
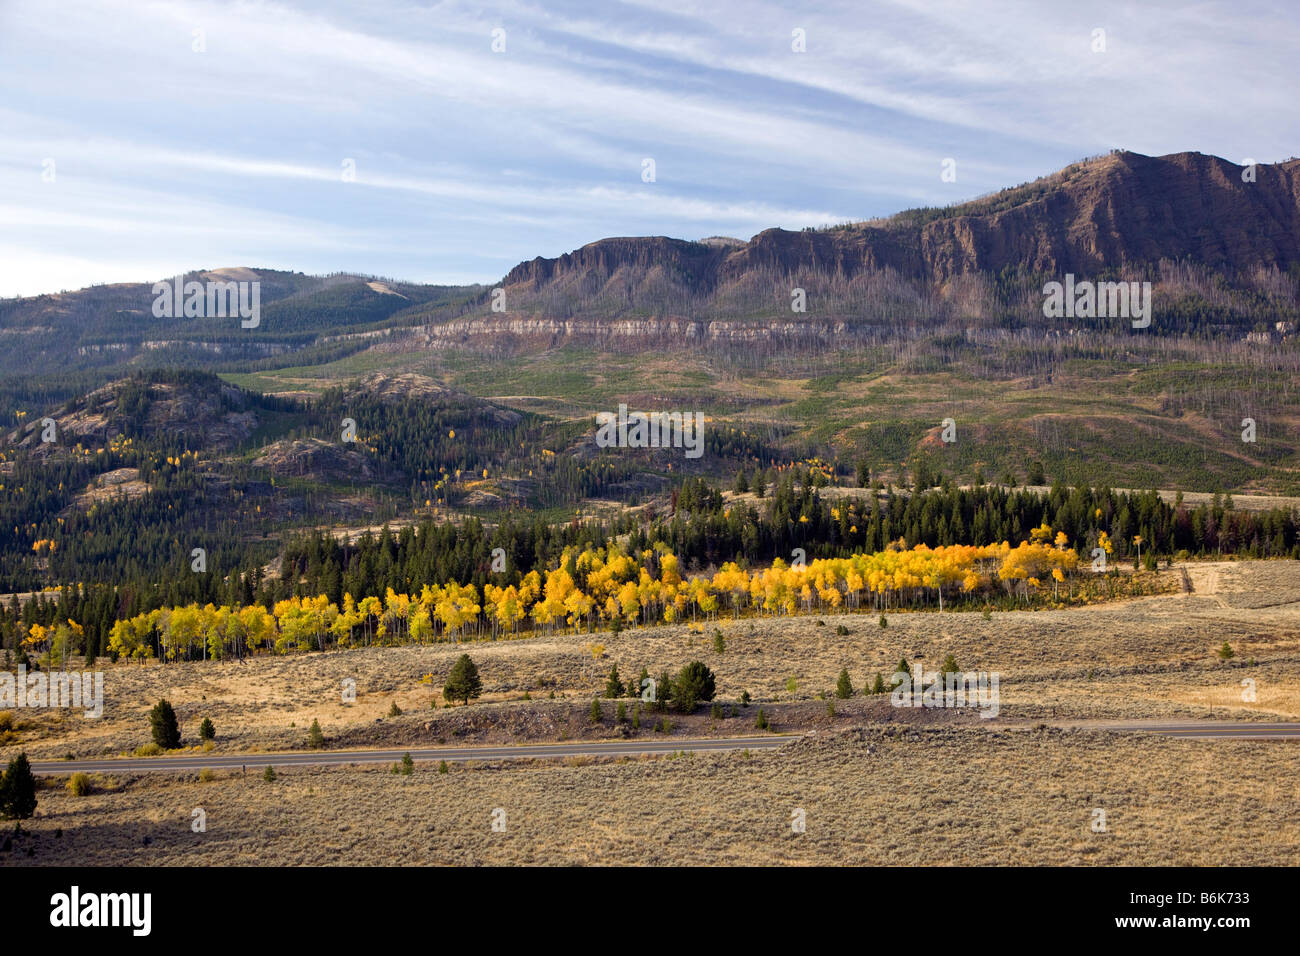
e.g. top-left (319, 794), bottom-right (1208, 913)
top-left (149, 698), bottom-right (181, 749)
top-left (604, 664), bottom-right (623, 698)
top-left (443, 653), bottom-right (482, 705)
top-left (835, 668), bottom-right (853, 699)
top-left (589, 698), bottom-right (602, 724)
top-left (199, 717), bottom-right (215, 741)
top-left (0, 753), bottom-right (37, 820)
top-left (308, 718), bottom-right (324, 748)
top-left (672, 661), bottom-right (717, 713)
top-left (656, 669), bottom-right (672, 712)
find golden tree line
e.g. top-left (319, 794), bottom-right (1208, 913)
top-left (95, 529), bottom-right (1090, 663)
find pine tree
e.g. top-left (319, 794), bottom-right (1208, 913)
top-left (940, 653), bottom-right (960, 676)
top-left (712, 628), bottom-right (725, 654)
top-left (656, 669), bottom-right (672, 712)
top-left (263, 765), bottom-right (276, 782)
top-left (149, 699), bottom-right (181, 750)
top-left (199, 717), bottom-right (215, 741)
top-left (835, 668), bottom-right (853, 699)
top-left (754, 707), bottom-right (769, 730)
top-left (443, 653), bottom-right (482, 705)
top-left (604, 664), bottom-right (623, 698)
top-left (400, 752), bottom-right (414, 775)
top-left (0, 753), bottom-right (37, 820)
top-left (672, 661), bottom-right (717, 713)
top-left (308, 718), bottom-right (324, 749)
top-left (871, 672), bottom-right (886, 695)
top-left (589, 698), bottom-right (602, 724)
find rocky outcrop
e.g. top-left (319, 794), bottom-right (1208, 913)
top-left (487, 151), bottom-right (1300, 321)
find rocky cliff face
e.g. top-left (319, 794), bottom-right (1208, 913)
top-left (492, 151), bottom-right (1300, 320)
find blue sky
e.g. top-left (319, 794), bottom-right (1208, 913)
top-left (1, 0), bottom-right (1297, 297)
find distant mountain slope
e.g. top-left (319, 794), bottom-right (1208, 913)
top-left (492, 151), bottom-right (1300, 322)
top-left (0, 269), bottom-right (474, 378)
top-left (3, 150), bottom-right (1298, 399)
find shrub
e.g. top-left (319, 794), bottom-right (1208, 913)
top-left (149, 699), bottom-right (181, 750)
top-left (740, 690), bottom-right (751, 707)
top-left (673, 661), bottom-right (717, 713)
top-left (198, 717), bottom-right (215, 741)
top-left (616, 700), bottom-right (627, 723)
top-left (0, 753), bottom-right (37, 819)
top-left (1218, 642), bottom-right (1235, 661)
top-left (67, 772), bottom-right (91, 797)
top-left (133, 742), bottom-right (162, 757)
top-left (710, 702), bottom-right (723, 719)
top-left (308, 719), bottom-right (324, 749)
top-left (835, 624), bottom-right (849, 636)
top-left (198, 768), bottom-right (216, 783)
top-left (879, 614), bottom-right (888, 629)
top-left (835, 668), bottom-right (853, 699)
top-left (826, 699), bottom-right (835, 717)
top-left (632, 702), bottom-right (641, 729)
top-left (263, 766), bottom-right (276, 782)
top-left (443, 654), bottom-right (483, 705)
top-left (785, 676), bottom-right (798, 694)
top-left (438, 760), bottom-right (449, 774)
top-left (400, 753), bottom-right (414, 775)
top-left (388, 701), bottom-right (402, 717)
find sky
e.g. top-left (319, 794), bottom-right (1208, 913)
top-left (1, 0), bottom-right (1297, 297)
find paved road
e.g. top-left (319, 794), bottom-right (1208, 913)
top-left (31, 735), bottom-right (796, 775)
top-left (30, 720), bottom-right (1300, 776)
top-left (1075, 720), bottom-right (1300, 740)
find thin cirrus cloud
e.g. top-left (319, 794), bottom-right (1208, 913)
top-left (0, 0), bottom-right (1296, 297)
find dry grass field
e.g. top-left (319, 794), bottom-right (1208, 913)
top-left (7, 726), bottom-right (1300, 866)
top-left (4, 559), bottom-right (1299, 865)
